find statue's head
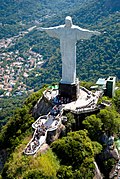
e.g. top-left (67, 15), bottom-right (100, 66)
top-left (65, 16), bottom-right (72, 27)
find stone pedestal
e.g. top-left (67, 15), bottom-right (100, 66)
top-left (59, 80), bottom-right (79, 101)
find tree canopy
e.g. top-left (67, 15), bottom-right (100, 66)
top-left (51, 130), bottom-right (102, 178)
top-left (83, 107), bottom-right (120, 142)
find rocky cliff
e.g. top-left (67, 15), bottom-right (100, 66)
top-left (32, 95), bottom-right (53, 119)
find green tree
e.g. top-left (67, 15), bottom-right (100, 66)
top-left (80, 81), bottom-right (95, 90)
top-left (102, 158), bottom-right (116, 178)
top-left (0, 87), bottom-right (46, 150)
top-left (113, 89), bottom-right (120, 112)
top-left (23, 169), bottom-right (48, 179)
top-left (51, 130), bottom-right (102, 169)
top-left (57, 165), bottom-right (73, 179)
top-left (82, 115), bottom-right (103, 140)
top-left (65, 113), bottom-right (75, 132)
top-left (78, 157), bottom-right (95, 179)
top-left (97, 107), bottom-right (120, 135)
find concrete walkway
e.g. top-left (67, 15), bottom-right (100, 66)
top-left (24, 106), bottom-right (62, 155)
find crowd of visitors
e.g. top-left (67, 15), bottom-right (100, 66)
top-left (24, 105), bottom-right (62, 155)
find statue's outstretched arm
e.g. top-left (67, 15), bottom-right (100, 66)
top-left (37, 27), bottom-right (46, 31)
top-left (37, 26), bottom-right (61, 38)
top-left (90, 30), bottom-right (101, 36)
top-left (76, 26), bottom-right (101, 40)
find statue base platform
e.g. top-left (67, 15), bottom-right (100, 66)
top-left (59, 80), bottom-right (79, 102)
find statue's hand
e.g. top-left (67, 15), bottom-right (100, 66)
top-left (94, 31), bottom-right (101, 36)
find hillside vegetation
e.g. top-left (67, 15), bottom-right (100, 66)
top-left (0, 83), bottom-right (120, 178)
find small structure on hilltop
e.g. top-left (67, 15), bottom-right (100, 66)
top-left (96, 76), bottom-right (116, 98)
top-left (105, 76), bottom-right (116, 98)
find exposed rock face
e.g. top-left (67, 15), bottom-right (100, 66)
top-left (39, 144), bottom-right (49, 154)
top-left (32, 95), bottom-right (53, 119)
top-left (46, 124), bottom-right (65, 145)
top-left (94, 161), bottom-right (103, 179)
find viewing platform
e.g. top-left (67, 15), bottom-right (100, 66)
top-left (24, 105), bottom-right (62, 155)
top-left (45, 85), bottom-right (102, 114)
top-left (24, 85), bottom-right (102, 155)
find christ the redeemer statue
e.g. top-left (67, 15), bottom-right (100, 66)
top-left (38, 16), bottom-right (100, 84)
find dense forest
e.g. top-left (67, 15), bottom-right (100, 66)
top-left (0, 95), bottom-right (28, 128)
